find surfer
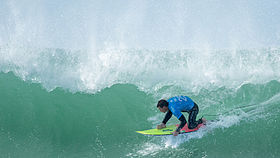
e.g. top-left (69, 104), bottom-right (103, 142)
top-left (157, 96), bottom-right (206, 136)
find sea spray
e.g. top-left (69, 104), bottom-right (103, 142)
top-left (1, 47), bottom-right (280, 94)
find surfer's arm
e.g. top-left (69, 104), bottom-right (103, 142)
top-left (162, 110), bottom-right (172, 124)
top-left (176, 115), bottom-right (187, 132)
top-left (157, 110), bottom-right (172, 129)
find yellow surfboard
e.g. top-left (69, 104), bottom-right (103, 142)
top-left (136, 123), bottom-right (204, 136)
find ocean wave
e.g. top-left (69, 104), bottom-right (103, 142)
top-left (1, 47), bottom-right (280, 94)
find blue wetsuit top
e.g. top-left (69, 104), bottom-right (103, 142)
top-left (167, 96), bottom-right (195, 119)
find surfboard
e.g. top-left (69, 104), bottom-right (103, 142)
top-left (136, 123), bottom-right (204, 136)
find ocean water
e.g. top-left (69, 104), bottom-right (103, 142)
top-left (1, 0), bottom-right (280, 157)
top-left (1, 48), bottom-right (280, 158)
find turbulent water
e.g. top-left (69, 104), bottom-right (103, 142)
top-left (1, 48), bottom-right (280, 158)
top-left (1, 0), bottom-right (280, 157)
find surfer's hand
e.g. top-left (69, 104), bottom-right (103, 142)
top-left (172, 131), bottom-right (179, 136)
top-left (157, 123), bottom-right (166, 129)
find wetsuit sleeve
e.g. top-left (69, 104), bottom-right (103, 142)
top-left (176, 115), bottom-right (187, 133)
top-left (162, 110), bottom-right (172, 124)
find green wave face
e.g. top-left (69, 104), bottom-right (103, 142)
top-left (1, 72), bottom-right (280, 157)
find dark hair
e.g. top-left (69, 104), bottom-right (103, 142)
top-left (157, 99), bottom-right (168, 108)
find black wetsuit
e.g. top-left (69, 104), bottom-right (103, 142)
top-left (162, 103), bottom-right (202, 132)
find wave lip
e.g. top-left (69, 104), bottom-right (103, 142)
top-left (1, 47), bottom-right (280, 93)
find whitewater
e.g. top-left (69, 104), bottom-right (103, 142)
top-left (1, 0), bottom-right (280, 157)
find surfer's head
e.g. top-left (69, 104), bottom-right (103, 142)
top-left (157, 99), bottom-right (169, 113)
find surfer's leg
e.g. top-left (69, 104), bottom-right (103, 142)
top-left (188, 103), bottom-right (202, 129)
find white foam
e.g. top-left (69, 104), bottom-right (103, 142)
top-left (1, 47), bottom-right (280, 93)
top-left (127, 142), bottom-right (164, 157)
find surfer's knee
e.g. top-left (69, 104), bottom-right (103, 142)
top-left (188, 123), bottom-right (196, 129)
